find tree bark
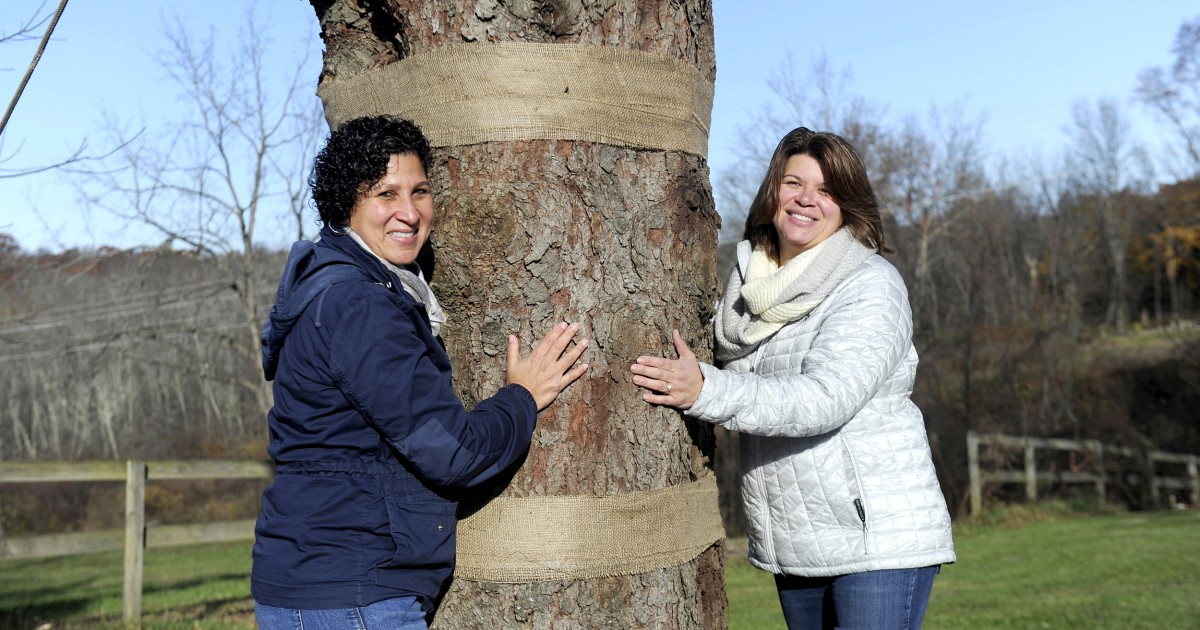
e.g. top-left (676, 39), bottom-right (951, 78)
top-left (309, 2), bottom-right (725, 628)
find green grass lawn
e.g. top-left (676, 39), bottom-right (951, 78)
top-left (727, 508), bottom-right (1200, 629)
top-left (0, 541), bottom-right (257, 629)
top-left (925, 509), bottom-right (1200, 629)
top-left (3, 509), bottom-right (1198, 629)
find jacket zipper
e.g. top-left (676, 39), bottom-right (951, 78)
top-left (841, 435), bottom-right (870, 555)
top-left (854, 497), bottom-right (869, 555)
top-left (854, 498), bottom-right (867, 531)
top-left (748, 344), bottom-right (777, 564)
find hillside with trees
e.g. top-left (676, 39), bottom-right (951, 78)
top-left (2, 171), bottom-right (1197, 533)
top-left (1, 7), bottom-right (1198, 542)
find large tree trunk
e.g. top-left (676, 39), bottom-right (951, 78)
top-left (309, 2), bottom-right (725, 628)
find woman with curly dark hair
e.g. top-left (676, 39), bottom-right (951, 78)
top-left (252, 116), bottom-right (589, 629)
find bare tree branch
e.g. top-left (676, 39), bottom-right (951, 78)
top-left (0, 132), bottom-right (142, 179)
top-left (0, 1), bottom-right (150, 180)
top-left (1135, 16), bottom-right (1200, 177)
top-left (1064, 98), bottom-right (1153, 332)
top-left (0, 2), bottom-right (51, 46)
top-left (0, 0), bottom-right (70, 138)
top-left (72, 7), bottom-right (324, 416)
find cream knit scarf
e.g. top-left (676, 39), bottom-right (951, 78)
top-left (714, 229), bottom-right (875, 362)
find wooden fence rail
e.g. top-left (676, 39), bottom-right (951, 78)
top-left (967, 431), bottom-right (1200, 515)
top-left (0, 459), bottom-right (272, 627)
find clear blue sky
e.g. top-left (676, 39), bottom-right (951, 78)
top-left (1, 0), bottom-right (1195, 252)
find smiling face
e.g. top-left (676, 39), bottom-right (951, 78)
top-left (772, 153), bottom-right (843, 265)
top-left (348, 153), bottom-right (433, 266)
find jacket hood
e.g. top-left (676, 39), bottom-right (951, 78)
top-left (261, 227), bottom-right (383, 380)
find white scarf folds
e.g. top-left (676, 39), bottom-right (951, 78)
top-left (714, 229), bottom-right (875, 362)
top-left (348, 230), bottom-right (447, 337)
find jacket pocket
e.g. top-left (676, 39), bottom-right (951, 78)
top-left (382, 494), bottom-right (457, 569)
top-left (839, 438), bottom-right (871, 555)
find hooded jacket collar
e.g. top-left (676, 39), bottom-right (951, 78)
top-left (260, 226), bottom-right (395, 380)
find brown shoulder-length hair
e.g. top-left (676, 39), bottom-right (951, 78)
top-left (743, 127), bottom-right (889, 262)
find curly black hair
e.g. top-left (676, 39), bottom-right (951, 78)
top-left (310, 116), bottom-right (434, 228)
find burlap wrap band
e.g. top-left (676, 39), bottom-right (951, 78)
top-left (317, 42), bottom-right (714, 158)
top-left (454, 474), bottom-right (725, 583)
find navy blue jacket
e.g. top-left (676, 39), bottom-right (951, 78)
top-left (251, 226), bottom-right (537, 611)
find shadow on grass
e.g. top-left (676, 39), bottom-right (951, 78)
top-left (0, 597), bottom-right (93, 630)
top-left (142, 571), bottom-right (249, 595)
top-left (138, 594), bottom-right (256, 628)
top-left (0, 594), bottom-right (255, 630)
top-left (0, 560), bottom-right (252, 629)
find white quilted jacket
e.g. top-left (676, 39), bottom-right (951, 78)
top-left (687, 241), bottom-right (955, 576)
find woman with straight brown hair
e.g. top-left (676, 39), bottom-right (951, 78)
top-left (632, 127), bottom-right (955, 629)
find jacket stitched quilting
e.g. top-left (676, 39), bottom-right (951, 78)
top-left (687, 240), bottom-right (955, 576)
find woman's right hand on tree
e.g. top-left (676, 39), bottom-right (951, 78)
top-left (630, 329), bottom-right (703, 410)
top-left (506, 322), bottom-right (590, 411)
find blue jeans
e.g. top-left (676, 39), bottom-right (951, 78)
top-left (774, 566), bottom-right (940, 630)
top-left (254, 596), bottom-right (427, 630)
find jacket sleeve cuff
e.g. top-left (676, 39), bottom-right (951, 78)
top-left (684, 362), bottom-right (726, 425)
top-left (502, 383), bottom-right (538, 417)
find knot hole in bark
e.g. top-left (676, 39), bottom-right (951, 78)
top-left (365, 4), bottom-right (410, 60)
top-left (503, 0), bottom-right (583, 36)
top-left (665, 168), bottom-right (716, 221)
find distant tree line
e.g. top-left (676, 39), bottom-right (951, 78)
top-left (0, 10), bottom-right (1197, 531)
top-left (1, 169), bottom-right (1196, 523)
top-left (711, 16), bottom-right (1200, 519)
top-left (0, 241), bottom-right (286, 462)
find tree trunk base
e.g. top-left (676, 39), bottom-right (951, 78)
top-left (433, 543), bottom-right (727, 629)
